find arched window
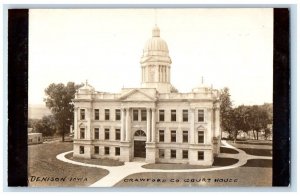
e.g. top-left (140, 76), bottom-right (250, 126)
top-left (134, 130), bottom-right (146, 137)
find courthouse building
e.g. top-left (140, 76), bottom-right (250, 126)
top-left (73, 26), bottom-right (221, 165)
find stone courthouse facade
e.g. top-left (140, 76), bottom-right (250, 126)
top-left (73, 26), bottom-right (221, 165)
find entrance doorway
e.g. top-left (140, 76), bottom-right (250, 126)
top-left (133, 130), bottom-right (146, 158)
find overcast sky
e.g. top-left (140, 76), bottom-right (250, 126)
top-left (29, 8), bottom-right (273, 107)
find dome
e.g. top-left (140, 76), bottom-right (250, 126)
top-left (141, 26), bottom-right (171, 64)
top-left (143, 26), bottom-right (169, 52)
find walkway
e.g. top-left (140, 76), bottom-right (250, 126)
top-left (56, 140), bottom-right (272, 187)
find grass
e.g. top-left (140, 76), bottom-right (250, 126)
top-left (213, 157), bottom-right (239, 166)
top-left (227, 140), bottom-right (272, 156)
top-left (115, 167), bottom-right (272, 187)
top-left (28, 142), bottom-right (109, 187)
top-left (142, 163), bottom-right (210, 170)
top-left (65, 153), bottom-right (124, 166)
top-left (236, 140), bottom-right (272, 146)
top-left (220, 147), bottom-right (239, 154)
top-left (238, 148), bottom-right (272, 156)
top-left (142, 157), bottom-right (239, 170)
top-left (243, 159), bottom-right (272, 168)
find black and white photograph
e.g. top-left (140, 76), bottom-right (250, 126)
top-left (24, 8), bottom-right (277, 187)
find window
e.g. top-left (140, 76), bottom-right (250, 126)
top-left (105, 109), bottom-right (110, 120)
top-left (183, 131), bottom-right (188, 143)
top-left (198, 109), bottom-right (204, 122)
top-left (105, 147), bottom-right (110, 155)
top-left (80, 109), bottom-right (85, 120)
top-left (134, 130), bottom-right (146, 136)
top-left (115, 129), bottom-right (120, 140)
top-left (94, 146), bottom-right (99, 154)
top-left (115, 147), bottom-right (120, 156)
top-left (80, 146), bottom-right (84, 154)
top-left (133, 109), bottom-right (139, 121)
top-left (171, 150), bottom-right (176, 159)
top-left (183, 110), bottom-right (188, 122)
top-left (171, 130), bottom-right (176, 142)
top-left (159, 130), bottom-right (164, 142)
top-left (159, 110), bottom-right (165, 121)
top-left (171, 110), bottom-right (176, 121)
top-left (141, 109), bottom-right (147, 121)
top-left (105, 129), bottom-right (110, 140)
top-left (115, 109), bottom-right (121, 121)
top-left (159, 149), bottom-right (165, 158)
top-left (80, 128), bottom-right (85, 139)
top-left (94, 109), bottom-right (99, 120)
top-left (198, 151), bottom-right (204, 160)
top-left (182, 150), bottom-right (188, 159)
top-left (94, 128), bottom-right (99, 139)
top-left (198, 131), bottom-right (204, 143)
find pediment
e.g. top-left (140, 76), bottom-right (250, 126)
top-left (119, 89), bottom-right (155, 102)
top-left (197, 125), bottom-right (206, 130)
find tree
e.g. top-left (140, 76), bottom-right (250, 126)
top-left (219, 87), bottom-right (235, 139)
top-left (44, 82), bottom-right (83, 142)
top-left (33, 115), bottom-right (56, 136)
top-left (248, 105), bottom-right (271, 140)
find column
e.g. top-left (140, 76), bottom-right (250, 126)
top-left (121, 108), bottom-right (125, 141)
top-left (125, 108), bottom-right (131, 141)
top-left (189, 108), bottom-right (195, 144)
top-left (86, 108), bottom-right (91, 139)
top-left (156, 65), bottom-right (159, 82)
top-left (151, 108), bottom-right (156, 142)
top-left (215, 107), bottom-right (220, 137)
top-left (146, 108), bottom-right (151, 142)
top-left (206, 109), bottom-right (211, 144)
top-left (74, 107), bottom-right (78, 139)
top-left (167, 67), bottom-right (170, 82)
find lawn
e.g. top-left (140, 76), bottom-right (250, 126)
top-left (220, 147), bottom-right (239, 154)
top-left (28, 142), bottom-right (108, 187)
top-left (228, 140), bottom-right (272, 156)
top-left (142, 157), bottom-right (238, 170)
top-left (65, 153), bottom-right (124, 166)
top-left (243, 159), bottom-right (272, 168)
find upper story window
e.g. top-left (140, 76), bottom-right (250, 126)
top-left (159, 110), bottom-right (165, 122)
top-left (133, 109), bottom-right (139, 121)
top-left (171, 130), bottom-right (176, 142)
top-left (115, 109), bottom-right (121, 121)
top-left (115, 129), bottom-right (120, 140)
top-left (105, 109), bottom-right (110, 120)
top-left (198, 131), bottom-right (204, 143)
top-left (80, 109), bottom-right (85, 120)
top-left (182, 130), bottom-right (188, 143)
top-left (94, 109), bottom-right (99, 120)
top-left (198, 109), bottom-right (204, 122)
top-left (159, 130), bottom-right (164, 142)
top-left (105, 129), bottom-right (110, 140)
top-left (141, 109), bottom-right (147, 121)
top-left (182, 110), bottom-right (188, 122)
top-left (94, 128), bottom-right (99, 140)
top-left (80, 128), bottom-right (85, 139)
top-left (171, 110), bottom-right (176, 122)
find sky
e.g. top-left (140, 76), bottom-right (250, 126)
top-left (29, 8), bottom-right (273, 107)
